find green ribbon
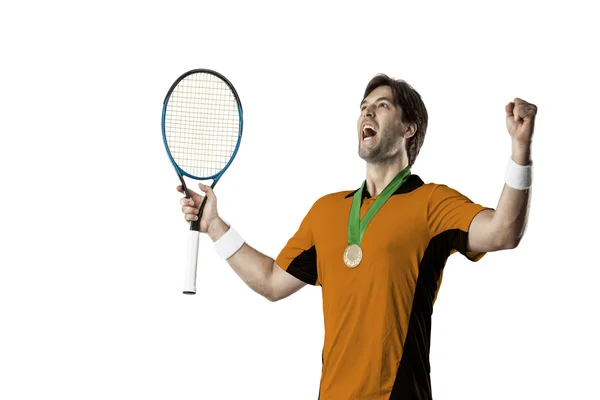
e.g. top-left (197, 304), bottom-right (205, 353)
top-left (348, 166), bottom-right (411, 246)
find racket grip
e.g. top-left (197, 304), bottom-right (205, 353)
top-left (183, 230), bottom-right (200, 294)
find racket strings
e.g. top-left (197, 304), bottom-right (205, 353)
top-left (165, 73), bottom-right (240, 178)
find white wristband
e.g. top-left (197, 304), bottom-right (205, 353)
top-left (505, 157), bottom-right (532, 190)
top-left (214, 226), bottom-right (245, 260)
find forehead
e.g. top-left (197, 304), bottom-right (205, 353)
top-left (361, 85), bottom-right (394, 105)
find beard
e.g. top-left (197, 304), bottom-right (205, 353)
top-left (358, 124), bottom-right (404, 164)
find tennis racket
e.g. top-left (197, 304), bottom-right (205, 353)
top-left (161, 69), bottom-right (243, 295)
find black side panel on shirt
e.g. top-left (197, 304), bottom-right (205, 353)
top-left (390, 229), bottom-right (469, 400)
top-left (287, 246), bottom-right (318, 285)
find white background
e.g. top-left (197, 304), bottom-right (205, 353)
top-left (1, 0), bottom-right (598, 399)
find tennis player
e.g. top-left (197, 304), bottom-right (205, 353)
top-left (176, 74), bottom-right (535, 399)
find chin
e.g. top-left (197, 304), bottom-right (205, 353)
top-left (358, 150), bottom-right (377, 162)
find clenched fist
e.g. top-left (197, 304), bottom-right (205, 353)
top-left (506, 98), bottom-right (537, 144)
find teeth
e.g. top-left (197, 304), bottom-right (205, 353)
top-left (363, 123), bottom-right (377, 139)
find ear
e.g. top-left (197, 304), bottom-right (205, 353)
top-left (403, 122), bottom-right (417, 139)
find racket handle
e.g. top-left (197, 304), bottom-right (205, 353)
top-left (183, 230), bottom-right (200, 294)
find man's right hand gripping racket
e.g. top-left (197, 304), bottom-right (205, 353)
top-left (161, 69), bottom-right (243, 294)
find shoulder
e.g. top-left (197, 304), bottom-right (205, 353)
top-left (310, 190), bottom-right (353, 210)
top-left (409, 179), bottom-right (480, 213)
top-left (425, 181), bottom-right (472, 201)
top-left (302, 188), bottom-right (361, 217)
top-left (416, 176), bottom-right (454, 193)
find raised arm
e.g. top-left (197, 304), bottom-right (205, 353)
top-left (178, 184), bottom-right (307, 301)
top-left (467, 98), bottom-right (536, 253)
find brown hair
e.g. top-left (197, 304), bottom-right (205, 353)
top-left (363, 74), bottom-right (428, 167)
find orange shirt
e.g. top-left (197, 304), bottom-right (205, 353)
top-left (276, 175), bottom-right (493, 400)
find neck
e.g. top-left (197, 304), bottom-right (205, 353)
top-left (365, 158), bottom-right (409, 197)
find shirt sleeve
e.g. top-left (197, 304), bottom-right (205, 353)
top-left (427, 184), bottom-right (494, 262)
top-left (275, 202), bottom-right (320, 286)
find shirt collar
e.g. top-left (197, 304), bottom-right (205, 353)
top-left (344, 174), bottom-right (425, 199)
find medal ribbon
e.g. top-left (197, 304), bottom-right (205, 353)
top-left (348, 166), bottom-right (411, 246)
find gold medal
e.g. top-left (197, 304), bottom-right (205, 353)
top-left (345, 167), bottom-right (411, 270)
top-left (344, 244), bottom-right (363, 268)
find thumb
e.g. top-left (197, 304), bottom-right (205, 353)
top-left (198, 183), bottom-right (215, 199)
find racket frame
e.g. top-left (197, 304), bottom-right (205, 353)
top-left (161, 68), bottom-right (243, 294)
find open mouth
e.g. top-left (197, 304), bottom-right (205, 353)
top-left (362, 124), bottom-right (378, 141)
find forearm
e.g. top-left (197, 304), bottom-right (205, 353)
top-left (207, 217), bottom-right (275, 299)
top-left (493, 140), bottom-right (532, 248)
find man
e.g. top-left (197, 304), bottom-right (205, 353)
top-left (177, 74), bottom-right (535, 399)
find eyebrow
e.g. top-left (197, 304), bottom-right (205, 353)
top-left (360, 96), bottom-right (394, 108)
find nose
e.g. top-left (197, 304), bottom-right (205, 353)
top-left (363, 104), bottom-right (374, 118)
